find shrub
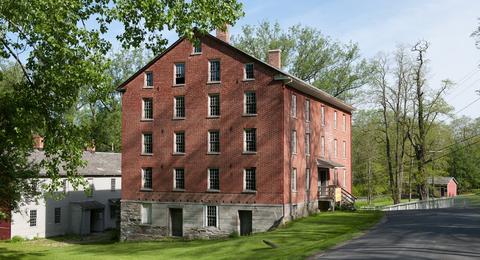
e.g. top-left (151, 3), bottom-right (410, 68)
top-left (10, 236), bottom-right (24, 243)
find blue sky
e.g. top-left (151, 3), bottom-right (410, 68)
top-left (113, 0), bottom-right (480, 118)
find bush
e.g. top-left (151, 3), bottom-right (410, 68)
top-left (228, 231), bottom-right (239, 239)
top-left (10, 236), bottom-right (24, 243)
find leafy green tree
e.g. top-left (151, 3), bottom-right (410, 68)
top-left (232, 21), bottom-right (372, 100)
top-left (0, 0), bottom-right (244, 213)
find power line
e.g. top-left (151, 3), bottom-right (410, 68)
top-left (455, 96), bottom-right (480, 114)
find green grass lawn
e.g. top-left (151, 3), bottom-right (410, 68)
top-left (355, 197), bottom-right (417, 209)
top-left (0, 211), bottom-right (383, 260)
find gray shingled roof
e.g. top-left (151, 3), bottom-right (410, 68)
top-left (30, 150), bottom-right (121, 177)
top-left (427, 176), bottom-right (457, 185)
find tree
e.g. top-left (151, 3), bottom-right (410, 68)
top-left (231, 21), bottom-right (372, 101)
top-left (0, 0), bottom-right (244, 212)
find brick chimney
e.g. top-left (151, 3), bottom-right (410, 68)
top-left (33, 134), bottom-right (44, 150)
top-left (216, 25), bottom-right (230, 43)
top-left (268, 49), bottom-right (282, 69)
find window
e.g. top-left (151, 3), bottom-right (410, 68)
top-left (208, 131), bottom-right (220, 153)
top-left (174, 63), bottom-right (185, 85)
top-left (29, 210), bottom-right (37, 227)
top-left (142, 168), bottom-right (153, 190)
top-left (141, 204), bottom-right (152, 224)
top-left (208, 168), bottom-right (220, 190)
top-left (244, 91), bottom-right (256, 115)
top-left (244, 63), bottom-right (254, 80)
top-left (305, 133), bottom-right (310, 156)
top-left (87, 177), bottom-right (94, 197)
top-left (343, 141), bottom-right (347, 158)
top-left (174, 132), bottom-right (185, 153)
top-left (334, 139), bottom-right (338, 158)
top-left (306, 168), bottom-right (311, 191)
top-left (174, 168), bottom-right (185, 189)
top-left (291, 94), bottom-right (297, 117)
top-left (244, 128), bottom-right (256, 152)
top-left (174, 96), bottom-right (185, 118)
top-left (193, 41), bottom-right (202, 53)
top-left (111, 178), bottom-right (116, 191)
top-left (54, 207), bottom-right (61, 224)
top-left (305, 99), bottom-right (310, 121)
top-left (142, 98), bottom-right (153, 120)
top-left (206, 206), bottom-right (217, 227)
top-left (244, 168), bottom-right (256, 191)
top-left (343, 169), bottom-right (347, 188)
top-left (291, 130), bottom-right (297, 154)
top-left (321, 106), bottom-right (325, 126)
top-left (145, 72), bottom-right (153, 87)
top-left (343, 114), bottom-right (346, 131)
top-left (291, 168), bottom-right (297, 192)
top-left (208, 94), bottom-right (220, 117)
top-left (321, 136), bottom-right (325, 157)
top-left (334, 111), bottom-right (337, 129)
top-left (209, 60), bottom-right (220, 82)
top-left (142, 133), bottom-right (153, 154)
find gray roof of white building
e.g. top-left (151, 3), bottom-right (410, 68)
top-left (30, 150), bottom-right (121, 177)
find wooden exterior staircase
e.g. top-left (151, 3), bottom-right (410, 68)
top-left (317, 185), bottom-right (357, 211)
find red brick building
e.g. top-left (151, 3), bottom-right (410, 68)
top-left (118, 29), bottom-right (354, 240)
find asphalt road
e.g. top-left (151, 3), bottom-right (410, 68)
top-left (311, 197), bottom-right (480, 260)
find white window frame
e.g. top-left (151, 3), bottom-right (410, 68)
top-left (142, 168), bottom-right (153, 190)
top-left (334, 111), bottom-right (337, 129)
top-left (192, 41), bottom-right (202, 54)
top-left (145, 71), bottom-right (153, 88)
top-left (208, 130), bottom-right (220, 153)
top-left (291, 168), bottom-right (297, 192)
top-left (141, 203), bottom-right (152, 224)
top-left (334, 139), bottom-right (338, 158)
top-left (208, 94), bottom-right (220, 117)
top-left (291, 94), bottom-right (297, 118)
top-left (244, 63), bottom-right (255, 80)
top-left (306, 168), bottom-right (311, 191)
top-left (207, 168), bottom-right (220, 190)
top-left (111, 178), bottom-right (116, 192)
top-left (173, 96), bottom-right (185, 119)
top-left (142, 98), bottom-right (153, 120)
top-left (174, 132), bottom-right (185, 154)
top-left (321, 105), bottom-right (325, 126)
top-left (29, 209), bottom-right (37, 227)
top-left (173, 168), bottom-right (185, 190)
top-left (305, 133), bottom-right (310, 156)
top-left (243, 168), bottom-right (256, 191)
top-left (205, 205), bottom-right (218, 227)
top-left (174, 63), bottom-right (185, 85)
top-left (291, 130), bottom-right (297, 154)
top-left (243, 128), bottom-right (257, 153)
top-left (142, 133), bottom-right (153, 155)
top-left (208, 60), bottom-right (221, 83)
top-left (305, 99), bottom-right (310, 122)
top-left (244, 91), bottom-right (257, 115)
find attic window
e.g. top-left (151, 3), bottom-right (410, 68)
top-left (244, 63), bottom-right (254, 80)
top-left (145, 72), bottom-right (153, 88)
top-left (193, 41), bottom-right (202, 54)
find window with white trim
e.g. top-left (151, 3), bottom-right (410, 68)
top-left (175, 63), bottom-right (185, 85)
top-left (305, 133), bottom-right (310, 156)
top-left (174, 96), bottom-right (185, 118)
top-left (174, 132), bottom-right (185, 153)
top-left (244, 168), bottom-right (256, 191)
top-left (208, 94), bottom-right (220, 117)
top-left (321, 136), bottom-right (325, 157)
top-left (334, 139), bottom-right (338, 158)
top-left (208, 131), bottom-right (220, 153)
top-left (343, 114), bottom-right (346, 131)
top-left (343, 141), bottom-right (347, 158)
top-left (174, 168), bottom-right (185, 189)
top-left (209, 60), bottom-right (220, 82)
top-left (208, 168), bottom-right (220, 190)
top-left (142, 133), bottom-right (152, 154)
top-left (244, 128), bottom-right (256, 152)
top-left (291, 130), bottom-right (297, 154)
top-left (291, 168), bottom-right (297, 192)
top-left (29, 210), bottom-right (37, 227)
top-left (141, 204), bottom-right (152, 224)
top-left (321, 105), bottom-right (325, 126)
top-left (306, 168), bottom-right (311, 191)
top-left (305, 99), bottom-right (310, 121)
top-left (142, 98), bottom-right (153, 120)
top-left (111, 178), bottom-right (116, 191)
top-left (54, 207), bottom-right (61, 224)
top-left (244, 63), bottom-right (254, 80)
top-left (142, 168), bottom-right (153, 189)
top-left (334, 111), bottom-right (337, 129)
top-left (193, 41), bottom-right (202, 54)
top-left (145, 71), bottom-right (153, 87)
top-left (206, 205), bottom-right (217, 227)
top-left (244, 91), bottom-right (256, 115)
top-left (291, 94), bottom-right (297, 118)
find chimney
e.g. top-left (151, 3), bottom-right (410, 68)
top-left (33, 134), bottom-right (44, 150)
top-left (268, 49), bottom-right (282, 69)
top-left (216, 25), bottom-right (230, 43)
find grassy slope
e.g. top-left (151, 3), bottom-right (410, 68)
top-left (355, 197), bottom-right (417, 208)
top-left (0, 211), bottom-right (383, 260)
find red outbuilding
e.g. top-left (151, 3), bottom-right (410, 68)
top-left (428, 176), bottom-right (458, 197)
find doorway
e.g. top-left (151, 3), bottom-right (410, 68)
top-left (319, 168), bottom-right (330, 196)
top-left (90, 209), bottom-right (104, 233)
top-left (239, 210), bottom-right (252, 236)
top-left (170, 208), bottom-right (183, 237)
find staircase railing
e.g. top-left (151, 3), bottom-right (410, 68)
top-left (340, 187), bottom-right (356, 205)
